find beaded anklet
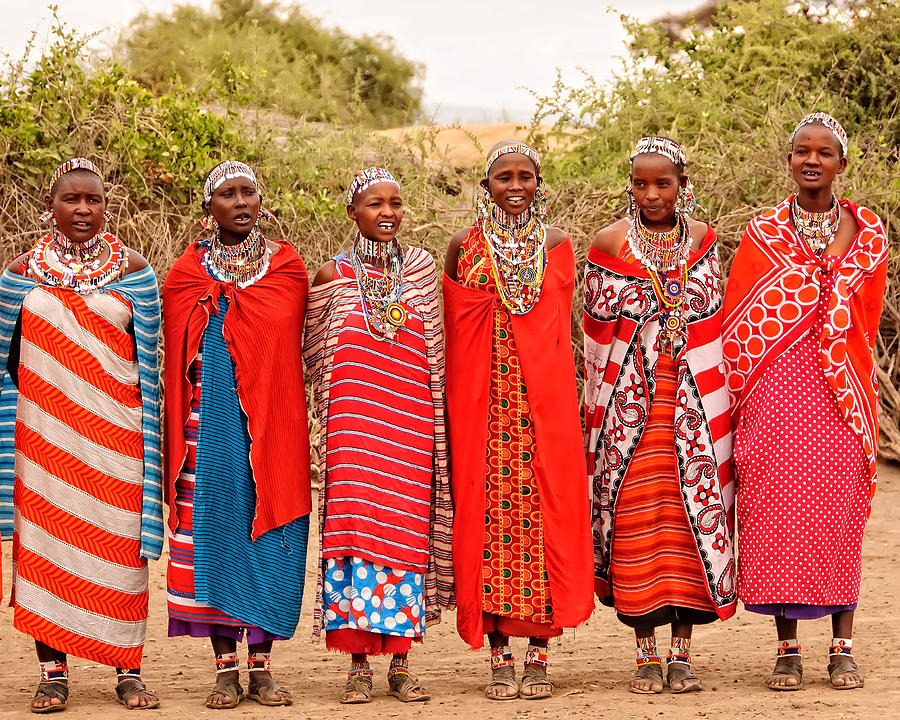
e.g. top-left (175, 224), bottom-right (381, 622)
top-left (635, 636), bottom-right (661, 668)
top-left (524, 645), bottom-right (548, 667)
top-left (248, 652), bottom-right (271, 673)
top-left (40, 661), bottom-right (69, 683)
top-left (115, 668), bottom-right (142, 680)
top-left (490, 646), bottom-right (515, 671)
top-left (667, 637), bottom-right (692, 666)
top-left (830, 638), bottom-right (853, 657)
top-left (777, 639), bottom-right (802, 658)
top-left (215, 652), bottom-right (240, 674)
top-left (388, 656), bottom-right (410, 680)
top-left (348, 663), bottom-right (373, 681)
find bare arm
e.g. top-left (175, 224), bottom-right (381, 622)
top-left (591, 219), bottom-right (629, 257)
top-left (444, 228), bottom-right (470, 282)
top-left (312, 260), bottom-right (336, 286)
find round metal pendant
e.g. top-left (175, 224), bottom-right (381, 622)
top-left (518, 266), bottom-right (537, 286)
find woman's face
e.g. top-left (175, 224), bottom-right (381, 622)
top-left (789, 123), bottom-right (846, 192)
top-left (484, 153), bottom-right (539, 217)
top-left (630, 153), bottom-right (684, 227)
top-left (347, 183), bottom-right (404, 242)
top-left (45, 171), bottom-right (107, 243)
top-left (207, 177), bottom-right (260, 243)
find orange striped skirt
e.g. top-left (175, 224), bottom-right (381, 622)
top-left (12, 286), bottom-right (148, 668)
top-left (610, 352), bottom-right (714, 618)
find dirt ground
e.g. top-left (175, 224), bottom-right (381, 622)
top-left (1, 462), bottom-right (898, 719)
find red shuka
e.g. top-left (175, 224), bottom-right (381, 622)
top-left (443, 237), bottom-right (594, 648)
top-left (163, 240), bottom-right (312, 539)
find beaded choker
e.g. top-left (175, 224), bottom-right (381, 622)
top-left (204, 228), bottom-right (271, 287)
top-left (627, 212), bottom-right (692, 356)
top-left (790, 195), bottom-right (841, 254)
top-left (482, 206), bottom-right (547, 315)
top-left (350, 233), bottom-right (406, 341)
top-left (28, 231), bottom-right (125, 293)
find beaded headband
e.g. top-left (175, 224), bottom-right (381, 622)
top-left (346, 167), bottom-right (400, 205)
top-left (485, 142), bottom-right (541, 175)
top-left (791, 112), bottom-right (848, 156)
top-left (629, 136), bottom-right (686, 167)
top-left (203, 160), bottom-right (257, 203)
top-left (48, 157), bottom-right (103, 193)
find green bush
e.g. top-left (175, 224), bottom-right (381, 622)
top-left (120, 0), bottom-right (423, 128)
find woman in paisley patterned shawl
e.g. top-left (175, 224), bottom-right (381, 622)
top-left (584, 137), bottom-right (736, 695)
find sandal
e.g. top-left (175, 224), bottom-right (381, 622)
top-left (340, 668), bottom-right (373, 704)
top-left (666, 662), bottom-right (701, 694)
top-left (116, 678), bottom-right (160, 710)
top-left (828, 657), bottom-right (864, 690)
top-left (519, 664), bottom-right (553, 700)
top-left (205, 677), bottom-right (244, 709)
top-left (629, 663), bottom-right (663, 694)
top-left (767, 657), bottom-right (803, 691)
top-left (485, 665), bottom-right (519, 701)
top-left (246, 675), bottom-right (292, 706)
top-left (388, 671), bottom-right (430, 702)
top-left (31, 681), bottom-right (69, 714)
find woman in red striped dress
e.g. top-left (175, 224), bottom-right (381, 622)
top-left (304, 167), bottom-right (453, 705)
top-left (583, 137), bottom-right (736, 695)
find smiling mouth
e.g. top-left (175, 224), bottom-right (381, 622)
top-left (801, 170), bottom-right (821, 177)
top-left (377, 222), bottom-right (395, 230)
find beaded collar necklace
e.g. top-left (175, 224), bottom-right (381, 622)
top-left (482, 206), bottom-right (547, 315)
top-left (350, 233), bottom-right (406, 341)
top-left (28, 230), bottom-right (125, 293)
top-left (790, 194), bottom-right (841, 254)
top-left (627, 211), bottom-right (692, 355)
top-left (203, 227), bottom-right (271, 288)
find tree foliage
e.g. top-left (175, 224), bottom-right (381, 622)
top-left (120, 0), bottom-right (423, 128)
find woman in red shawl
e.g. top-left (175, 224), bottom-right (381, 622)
top-left (723, 113), bottom-right (888, 692)
top-left (584, 137), bottom-right (736, 695)
top-left (443, 141), bottom-right (593, 701)
top-left (163, 161), bottom-right (311, 709)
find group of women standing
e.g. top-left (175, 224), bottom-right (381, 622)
top-left (0, 110), bottom-right (888, 712)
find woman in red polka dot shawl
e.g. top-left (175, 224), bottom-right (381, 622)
top-left (722, 113), bottom-right (888, 693)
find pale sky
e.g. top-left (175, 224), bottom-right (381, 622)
top-left (1, 0), bottom-right (703, 122)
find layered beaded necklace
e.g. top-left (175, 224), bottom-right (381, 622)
top-left (482, 205), bottom-right (547, 315)
top-left (790, 194), bottom-right (841, 254)
top-left (29, 230), bottom-right (125, 293)
top-left (350, 233), bottom-right (406, 341)
top-left (203, 227), bottom-right (271, 287)
top-left (627, 211), bottom-right (692, 356)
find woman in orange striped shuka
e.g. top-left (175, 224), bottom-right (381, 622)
top-left (583, 137), bottom-right (736, 696)
top-left (0, 158), bottom-right (163, 712)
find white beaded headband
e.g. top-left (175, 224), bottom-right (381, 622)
top-left (203, 160), bottom-right (257, 202)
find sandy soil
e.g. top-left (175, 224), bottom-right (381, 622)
top-left (1, 462), bottom-right (898, 719)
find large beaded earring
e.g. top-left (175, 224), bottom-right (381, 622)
top-left (533, 185), bottom-right (549, 223)
top-left (39, 210), bottom-right (55, 225)
top-left (103, 210), bottom-right (113, 224)
top-left (475, 182), bottom-right (493, 225)
top-left (678, 177), bottom-right (697, 216)
top-left (256, 208), bottom-right (271, 225)
top-left (626, 184), bottom-right (636, 218)
top-left (201, 214), bottom-right (218, 233)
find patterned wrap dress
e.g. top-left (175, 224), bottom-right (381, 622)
top-left (723, 198), bottom-right (889, 616)
top-left (0, 261), bottom-right (162, 670)
top-left (303, 246), bottom-right (453, 653)
top-left (456, 231), bottom-right (555, 634)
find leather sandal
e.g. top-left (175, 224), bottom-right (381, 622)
top-left (629, 664), bottom-right (664, 694)
top-left (666, 662), bottom-right (701, 694)
top-left (205, 677), bottom-right (243, 709)
top-left (388, 672), bottom-right (430, 702)
top-left (828, 657), bottom-right (864, 690)
top-left (519, 664), bottom-right (553, 700)
top-left (246, 675), bottom-right (292, 706)
top-left (31, 681), bottom-right (69, 714)
top-left (115, 678), bottom-right (160, 710)
top-left (485, 665), bottom-right (519, 701)
top-left (340, 668), bottom-right (373, 704)
top-left (767, 657), bottom-right (803, 691)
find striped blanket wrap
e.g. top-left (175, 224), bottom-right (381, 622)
top-left (0, 264), bottom-right (162, 667)
top-left (304, 246), bottom-right (454, 637)
top-left (583, 228), bottom-right (736, 618)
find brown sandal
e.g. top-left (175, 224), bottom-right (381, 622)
top-left (767, 657), bottom-right (803, 691)
top-left (666, 662), bottom-right (701, 694)
top-left (205, 677), bottom-right (243, 709)
top-left (388, 671), bottom-right (430, 702)
top-left (519, 664), bottom-right (553, 700)
top-left (31, 681), bottom-right (69, 714)
top-left (629, 663), bottom-right (664, 694)
top-left (116, 677), bottom-right (160, 710)
top-left (340, 668), bottom-right (373, 704)
top-left (485, 665), bottom-right (519, 701)
top-left (246, 675), bottom-right (292, 706)
top-left (828, 657), bottom-right (864, 690)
